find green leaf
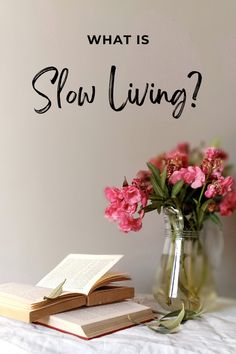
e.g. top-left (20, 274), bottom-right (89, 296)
top-left (210, 138), bottom-right (221, 148)
top-left (147, 162), bottom-right (161, 185)
top-left (150, 175), bottom-right (164, 197)
top-left (147, 303), bottom-right (185, 334)
top-left (128, 302), bottom-right (202, 335)
top-left (161, 310), bottom-right (183, 319)
top-left (160, 303), bottom-right (185, 330)
top-left (149, 195), bottom-right (163, 202)
top-left (43, 279), bottom-right (66, 300)
top-left (198, 199), bottom-right (215, 227)
top-left (164, 185), bottom-right (170, 198)
top-left (208, 213), bottom-right (223, 228)
top-left (148, 323), bottom-right (181, 334)
top-left (179, 184), bottom-right (187, 202)
top-left (161, 308), bottom-right (202, 322)
top-left (161, 166), bottom-right (167, 191)
top-left (171, 180), bottom-right (184, 198)
top-left (156, 202), bottom-right (162, 214)
top-left (143, 203), bottom-right (159, 213)
top-left (147, 163), bottom-right (168, 198)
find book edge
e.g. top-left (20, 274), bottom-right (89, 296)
top-left (36, 317), bottom-right (153, 340)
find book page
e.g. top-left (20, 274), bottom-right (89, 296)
top-left (36, 254), bottom-right (123, 295)
top-left (0, 283), bottom-right (55, 306)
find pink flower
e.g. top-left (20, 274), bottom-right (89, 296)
top-left (205, 176), bottom-right (233, 198)
top-left (165, 150), bottom-right (188, 178)
top-left (211, 163), bottom-right (224, 179)
top-left (204, 184), bottom-right (216, 198)
top-left (149, 147), bottom-right (188, 177)
top-left (166, 150), bottom-right (188, 167)
top-left (121, 202), bottom-right (137, 214)
top-left (104, 187), bottom-right (123, 203)
top-left (220, 191), bottom-right (236, 216)
top-left (104, 183), bottom-right (148, 233)
top-left (204, 147), bottom-right (228, 161)
top-left (123, 185), bottom-right (142, 204)
top-left (105, 203), bottom-right (122, 221)
top-left (136, 170), bottom-right (151, 182)
top-left (169, 166), bottom-right (205, 189)
top-left (201, 147), bottom-right (228, 180)
top-left (104, 143), bottom-right (235, 234)
top-left (221, 176), bottom-right (234, 191)
top-left (183, 166), bottom-right (205, 188)
top-left (132, 175), bottom-right (152, 200)
top-left (169, 169), bottom-right (184, 184)
top-left (118, 214), bottom-right (143, 233)
top-left (201, 157), bottom-right (224, 179)
top-left (177, 142), bottom-right (189, 154)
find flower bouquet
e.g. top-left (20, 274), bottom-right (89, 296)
top-left (104, 142), bottom-right (236, 312)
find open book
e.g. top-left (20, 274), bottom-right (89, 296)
top-left (0, 254), bottom-right (134, 323)
top-left (36, 300), bottom-right (154, 340)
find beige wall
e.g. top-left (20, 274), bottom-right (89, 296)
top-left (0, 0), bottom-right (235, 296)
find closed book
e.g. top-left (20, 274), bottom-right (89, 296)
top-left (36, 300), bottom-right (154, 339)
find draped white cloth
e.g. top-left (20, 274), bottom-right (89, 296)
top-left (0, 296), bottom-right (236, 354)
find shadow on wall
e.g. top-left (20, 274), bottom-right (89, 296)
top-left (216, 214), bottom-right (236, 297)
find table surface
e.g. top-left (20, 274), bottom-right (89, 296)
top-left (0, 295), bottom-right (236, 354)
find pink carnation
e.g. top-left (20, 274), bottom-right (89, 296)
top-left (205, 176), bottom-right (233, 198)
top-left (169, 166), bottom-right (205, 189)
top-left (220, 191), bottom-right (236, 216)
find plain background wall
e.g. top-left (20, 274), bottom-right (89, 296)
top-left (0, 0), bottom-right (236, 296)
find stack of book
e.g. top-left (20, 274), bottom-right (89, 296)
top-left (0, 254), bottom-right (154, 339)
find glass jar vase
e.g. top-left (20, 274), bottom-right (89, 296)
top-left (153, 208), bottom-right (218, 312)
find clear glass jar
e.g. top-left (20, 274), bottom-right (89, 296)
top-left (153, 211), bottom-right (218, 312)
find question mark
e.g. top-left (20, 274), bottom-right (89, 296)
top-left (187, 71), bottom-right (202, 108)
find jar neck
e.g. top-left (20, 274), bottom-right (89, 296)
top-left (164, 213), bottom-right (200, 239)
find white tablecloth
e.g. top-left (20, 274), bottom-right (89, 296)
top-left (0, 296), bottom-right (236, 354)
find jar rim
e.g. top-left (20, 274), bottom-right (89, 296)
top-left (164, 230), bottom-right (200, 239)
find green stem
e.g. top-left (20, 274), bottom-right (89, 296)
top-left (196, 183), bottom-right (207, 230)
top-left (198, 183), bottom-right (207, 208)
top-left (195, 242), bottom-right (208, 295)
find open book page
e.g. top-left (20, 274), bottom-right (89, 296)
top-left (36, 254), bottom-right (123, 295)
top-left (90, 273), bottom-right (130, 292)
top-left (0, 283), bottom-right (55, 306)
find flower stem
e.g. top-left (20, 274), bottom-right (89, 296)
top-left (198, 182), bottom-right (207, 207)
